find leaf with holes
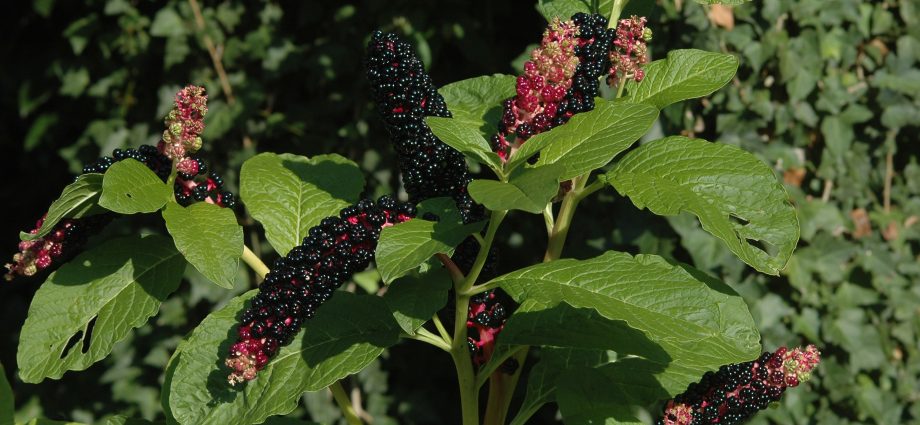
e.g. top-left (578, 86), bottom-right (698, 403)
top-left (98, 159), bottom-right (172, 214)
top-left (20, 174), bottom-right (105, 241)
top-left (163, 202), bottom-right (243, 289)
top-left (383, 268), bottom-right (452, 334)
top-left (486, 251), bottom-right (761, 396)
top-left (535, 100), bottom-right (658, 180)
top-left (16, 235), bottom-right (185, 383)
top-left (438, 74), bottom-right (516, 138)
top-left (468, 163), bottom-right (564, 213)
top-left (426, 117), bottom-right (503, 172)
top-left (376, 198), bottom-right (485, 283)
top-left (241, 153), bottom-right (364, 256)
top-left (607, 136), bottom-right (799, 274)
top-left (626, 49), bottom-right (739, 109)
top-left (166, 291), bottom-right (400, 425)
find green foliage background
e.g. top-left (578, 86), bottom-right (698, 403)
top-left (1, 0), bottom-right (918, 424)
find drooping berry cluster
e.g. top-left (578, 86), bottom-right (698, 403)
top-left (225, 196), bottom-right (416, 384)
top-left (365, 31), bottom-right (483, 223)
top-left (492, 13), bottom-right (615, 159)
top-left (158, 85), bottom-right (208, 160)
top-left (174, 157), bottom-right (236, 208)
top-left (608, 16), bottom-right (652, 88)
top-left (4, 214), bottom-right (112, 281)
top-left (466, 290), bottom-right (510, 366)
top-left (82, 144), bottom-right (173, 180)
top-left (657, 345), bottom-right (821, 425)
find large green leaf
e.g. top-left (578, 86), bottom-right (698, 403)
top-left (556, 367), bottom-right (645, 425)
top-left (468, 163), bottom-right (564, 214)
top-left (626, 49), bottom-right (739, 109)
top-left (426, 117), bottom-right (502, 172)
top-left (487, 251), bottom-right (761, 395)
top-left (535, 100), bottom-right (659, 180)
top-left (607, 136), bottom-right (799, 275)
top-left (98, 159), bottom-right (172, 214)
top-left (509, 348), bottom-right (609, 425)
top-left (0, 362), bottom-right (11, 425)
top-left (166, 291), bottom-right (401, 425)
top-left (438, 74), bottom-right (516, 137)
top-left (536, 0), bottom-right (612, 21)
top-left (375, 198), bottom-right (485, 283)
top-left (240, 153), bottom-right (364, 256)
top-left (163, 202), bottom-right (242, 289)
top-left (17, 235), bottom-right (186, 383)
top-left (20, 174), bottom-right (104, 241)
top-left (382, 268), bottom-right (452, 335)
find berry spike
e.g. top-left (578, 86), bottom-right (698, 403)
top-left (4, 214), bottom-right (112, 281)
top-left (225, 196), bottom-right (416, 384)
top-left (657, 345), bottom-right (821, 425)
top-left (365, 31), bottom-right (483, 224)
top-left (492, 13), bottom-right (616, 160)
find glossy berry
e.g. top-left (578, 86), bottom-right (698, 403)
top-left (656, 345), bottom-right (821, 425)
top-left (365, 31), bottom-right (483, 224)
top-left (4, 214), bottom-right (112, 281)
top-left (492, 13), bottom-right (615, 159)
top-left (225, 196), bottom-right (416, 384)
top-left (466, 289), bottom-right (512, 366)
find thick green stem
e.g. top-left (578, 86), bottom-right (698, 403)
top-left (330, 380), bottom-right (364, 425)
top-left (608, 0), bottom-right (629, 27)
top-left (451, 292), bottom-right (479, 425)
top-left (241, 245), bottom-right (270, 280)
top-left (544, 176), bottom-right (588, 262)
top-left (407, 329), bottom-right (451, 351)
top-left (460, 210), bottom-right (507, 293)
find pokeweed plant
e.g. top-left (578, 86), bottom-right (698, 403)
top-left (6, 1), bottom-right (821, 424)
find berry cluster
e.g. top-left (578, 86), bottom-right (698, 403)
top-left (159, 85), bottom-right (208, 160)
top-left (466, 290), bottom-right (510, 366)
top-left (174, 158), bottom-right (237, 208)
top-left (4, 214), bottom-right (112, 281)
top-left (82, 144), bottom-right (172, 180)
top-left (657, 345), bottom-right (821, 425)
top-left (492, 13), bottom-right (615, 159)
top-left (365, 31), bottom-right (483, 224)
top-left (225, 196), bottom-right (416, 384)
top-left (608, 16), bottom-right (652, 88)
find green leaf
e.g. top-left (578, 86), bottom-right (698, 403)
top-left (103, 417), bottom-right (164, 425)
top-left (556, 367), bottom-right (644, 425)
top-left (20, 174), bottom-right (104, 241)
top-left (468, 164), bottom-right (564, 213)
top-left (19, 419), bottom-right (85, 425)
top-left (376, 198), bottom-right (485, 283)
top-left (694, 0), bottom-right (751, 4)
top-left (425, 117), bottom-right (503, 172)
top-left (487, 251), bottom-right (761, 395)
top-left (17, 235), bottom-right (186, 383)
top-left (167, 291), bottom-right (401, 425)
top-left (150, 7), bottom-right (185, 37)
top-left (626, 49), bottom-right (739, 109)
top-left (607, 136), bottom-right (799, 275)
top-left (163, 202), bottom-right (242, 289)
top-left (382, 268), bottom-right (452, 334)
top-left (240, 153), bottom-right (364, 256)
top-left (438, 74), bottom-right (516, 137)
top-left (535, 100), bottom-right (659, 180)
top-left (98, 159), bottom-right (172, 214)
top-left (509, 348), bottom-right (609, 425)
top-left (0, 362), bottom-right (12, 425)
top-left (536, 0), bottom-right (594, 21)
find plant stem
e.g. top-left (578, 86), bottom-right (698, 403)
top-left (437, 253), bottom-right (467, 286)
top-left (544, 176), bottom-right (588, 262)
top-left (330, 380), bottom-right (365, 425)
top-left (451, 291), bottom-right (479, 425)
top-left (432, 313), bottom-right (452, 343)
top-left (460, 210), bottom-right (507, 293)
top-left (188, 0), bottom-right (235, 105)
top-left (407, 329), bottom-right (452, 351)
top-left (543, 203), bottom-right (555, 235)
top-left (482, 348), bottom-right (529, 425)
top-left (608, 0), bottom-right (629, 27)
top-left (241, 245), bottom-right (270, 281)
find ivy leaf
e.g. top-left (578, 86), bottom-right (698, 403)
top-left (383, 268), bottom-right (452, 334)
top-left (438, 74), bottom-right (516, 137)
top-left (17, 235), bottom-right (186, 383)
top-left (376, 198), bottom-right (485, 283)
top-left (240, 153), bottom-right (364, 256)
top-left (166, 291), bottom-right (401, 425)
top-left (535, 100), bottom-right (659, 180)
top-left (0, 362), bottom-right (11, 425)
top-left (607, 136), bottom-right (799, 275)
top-left (626, 49), bottom-right (739, 109)
top-left (487, 251), bottom-right (761, 396)
top-left (162, 202), bottom-right (242, 289)
top-left (426, 117), bottom-right (503, 172)
top-left (20, 174), bottom-right (104, 241)
top-left (468, 163), bottom-right (564, 214)
top-left (98, 159), bottom-right (172, 214)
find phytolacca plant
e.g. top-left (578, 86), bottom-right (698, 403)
top-left (10, 4), bottom-right (813, 425)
